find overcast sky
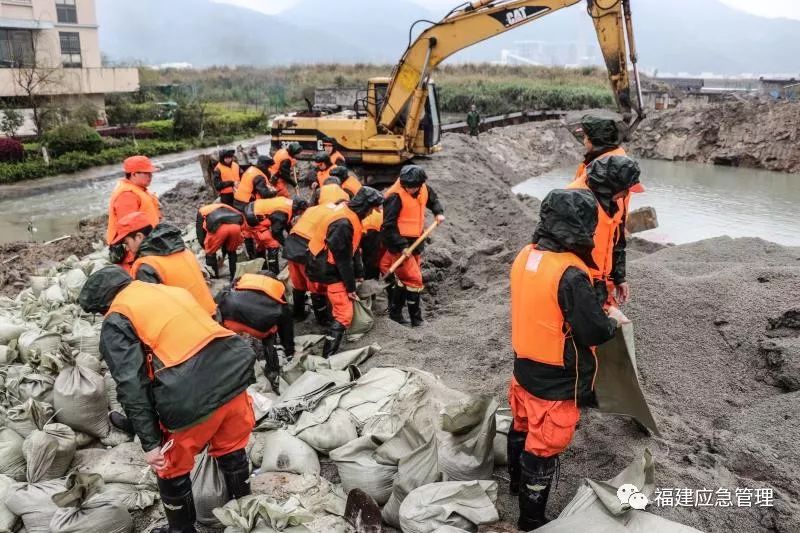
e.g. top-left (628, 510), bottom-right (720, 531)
top-left (213, 0), bottom-right (800, 20)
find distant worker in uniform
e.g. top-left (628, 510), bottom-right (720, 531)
top-left (213, 149), bottom-right (242, 206)
top-left (196, 203), bottom-right (245, 281)
top-left (106, 155), bottom-right (161, 271)
top-left (79, 266), bottom-right (256, 533)
top-left (466, 104), bottom-right (481, 137)
top-left (307, 187), bottom-right (384, 357)
top-left (111, 212), bottom-right (217, 315)
top-left (234, 155), bottom-right (276, 212)
top-left (244, 196), bottom-right (308, 274)
top-left (380, 165), bottom-right (444, 326)
top-left (329, 165), bottom-right (362, 199)
top-left (269, 142), bottom-right (302, 197)
top-left (507, 189), bottom-right (626, 530)
top-left (215, 272), bottom-right (294, 393)
top-left (322, 136), bottom-right (346, 166)
top-left (312, 151), bottom-right (335, 189)
top-left (572, 115), bottom-right (644, 305)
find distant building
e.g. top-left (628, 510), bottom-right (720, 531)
top-left (0, 0), bottom-right (139, 135)
top-left (759, 77), bottom-right (799, 99)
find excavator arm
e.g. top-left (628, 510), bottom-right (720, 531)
top-left (379, 0), bottom-right (645, 146)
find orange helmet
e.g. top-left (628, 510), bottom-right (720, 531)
top-left (123, 155), bottom-right (157, 174)
top-left (110, 211), bottom-right (153, 244)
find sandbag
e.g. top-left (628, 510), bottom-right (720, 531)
top-left (399, 480), bottom-right (499, 533)
top-left (42, 284), bottom-right (66, 306)
top-left (5, 478), bottom-right (66, 533)
top-left (99, 425), bottom-right (133, 447)
top-left (329, 436), bottom-right (396, 505)
top-left (294, 409), bottom-right (358, 454)
top-left (104, 372), bottom-right (123, 413)
top-left (260, 430), bottom-right (320, 476)
top-left (17, 330), bottom-right (61, 366)
top-left (437, 396), bottom-right (497, 482)
top-left (101, 483), bottom-right (158, 511)
top-left (0, 344), bottom-right (17, 364)
top-left (54, 365), bottom-right (109, 438)
top-left (493, 409), bottom-right (512, 467)
top-left (6, 398), bottom-right (54, 437)
top-left (346, 298), bottom-right (374, 341)
top-left (0, 427), bottom-right (26, 481)
top-left (75, 352), bottom-right (102, 374)
top-left (59, 269), bottom-right (87, 302)
top-left (213, 493), bottom-right (315, 532)
top-left (0, 474), bottom-right (17, 532)
top-left (69, 448), bottom-right (109, 474)
top-left (49, 473), bottom-right (132, 533)
top-left (22, 423), bottom-right (76, 482)
top-left (191, 449), bottom-right (228, 527)
top-left (64, 319), bottom-right (100, 359)
top-left (92, 442), bottom-right (155, 487)
top-left (0, 320), bottom-right (26, 344)
top-left (15, 372), bottom-right (55, 405)
top-left (234, 258), bottom-right (266, 279)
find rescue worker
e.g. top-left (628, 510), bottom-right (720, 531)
top-left (466, 104), bottom-right (481, 137)
top-left (196, 203), bottom-right (244, 281)
top-left (213, 149), bottom-right (242, 206)
top-left (361, 206), bottom-right (383, 280)
top-left (78, 266), bottom-right (256, 533)
top-left (328, 165), bottom-right (362, 199)
top-left (215, 272), bottom-right (294, 393)
top-left (269, 142), bottom-right (302, 198)
top-left (244, 196), bottom-right (308, 274)
top-left (114, 212), bottom-right (217, 316)
top-left (106, 155), bottom-right (161, 271)
top-left (380, 165), bottom-right (445, 326)
top-left (234, 155), bottom-right (276, 212)
top-left (313, 151), bottom-right (335, 189)
top-left (508, 189), bottom-right (627, 530)
top-left (307, 187), bottom-right (384, 357)
top-left (322, 136), bottom-right (346, 166)
top-left (284, 183), bottom-right (350, 323)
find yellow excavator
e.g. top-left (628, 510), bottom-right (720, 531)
top-left (270, 0), bottom-right (645, 182)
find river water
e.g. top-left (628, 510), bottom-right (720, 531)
top-left (513, 159), bottom-right (800, 246)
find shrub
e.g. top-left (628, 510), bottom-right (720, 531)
top-left (0, 108), bottom-right (25, 137)
top-left (0, 138), bottom-right (24, 163)
top-left (72, 102), bottom-right (100, 126)
top-left (204, 111), bottom-right (266, 136)
top-left (173, 104), bottom-right (204, 138)
top-left (44, 122), bottom-right (104, 157)
top-left (137, 119), bottom-right (174, 139)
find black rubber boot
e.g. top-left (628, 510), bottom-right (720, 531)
top-left (389, 285), bottom-right (409, 325)
top-left (108, 411), bottom-right (134, 435)
top-left (507, 428), bottom-right (527, 495)
top-left (322, 320), bottom-right (347, 359)
top-left (227, 251), bottom-right (238, 282)
top-left (217, 449), bottom-right (251, 500)
top-left (292, 289), bottom-right (308, 320)
top-left (407, 290), bottom-right (424, 327)
top-left (244, 238), bottom-right (257, 260)
top-left (154, 474), bottom-right (197, 533)
top-left (311, 294), bottom-right (333, 327)
top-left (518, 452), bottom-right (557, 531)
top-left (266, 249), bottom-right (280, 275)
top-left (205, 253), bottom-right (219, 279)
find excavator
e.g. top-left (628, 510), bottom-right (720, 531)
top-left (270, 0), bottom-right (645, 183)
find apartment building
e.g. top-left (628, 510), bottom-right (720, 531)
top-left (0, 0), bottom-right (138, 134)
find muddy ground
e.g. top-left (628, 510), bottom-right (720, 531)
top-left (2, 117), bottom-right (799, 533)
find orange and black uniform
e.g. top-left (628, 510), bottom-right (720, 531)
top-left (268, 149), bottom-right (298, 198)
top-left (329, 150), bottom-right (345, 166)
top-left (244, 197), bottom-right (294, 252)
top-left (234, 165), bottom-right (275, 212)
top-left (361, 208), bottom-right (383, 280)
top-left (213, 159), bottom-right (242, 206)
top-left (130, 224), bottom-right (217, 315)
top-left (196, 203), bottom-right (244, 280)
top-left (106, 179), bottom-right (161, 271)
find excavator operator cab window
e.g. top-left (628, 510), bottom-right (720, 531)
top-left (423, 83), bottom-right (442, 148)
top-left (370, 82), bottom-right (389, 120)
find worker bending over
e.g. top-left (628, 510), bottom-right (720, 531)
top-left (79, 266), bottom-right (256, 533)
top-left (328, 165), bottom-right (362, 199)
top-left (508, 189), bottom-right (625, 530)
top-left (234, 155), bottom-right (276, 212)
top-left (244, 196), bottom-right (307, 274)
top-left (215, 272), bottom-right (294, 393)
top-left (269, 142), bottom-right (302, 197)
top-left (106, 156), bottom-right (161, 271)
top-left (307, 187), bottom-right (384, 357)
top-left (313, 151), bottom-right (335, 189)
top-left (213, 149), bottom-right (242, 206)
top-left (196, 203), bottom-right (244, 281)
top-left (380, 165), bottom-right (444, 326)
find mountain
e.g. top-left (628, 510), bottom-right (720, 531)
top-left (97, 0), bottom-right (800, 74)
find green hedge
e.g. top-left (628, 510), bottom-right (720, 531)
top-left (137, 119), bottom-right (174, 139)
top-left (43, 122), bottom-right (104, 157)
top-left (438, 82), bottom-right (614, 115)
top-left (205, 111), bottom-right (267, 137)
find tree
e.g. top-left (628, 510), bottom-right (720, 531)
top-left (11, 28), bottom-right (64, 136)
top-left (0, 107), bottom-right (25, 137)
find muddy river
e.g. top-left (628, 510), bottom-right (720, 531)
top-left (513, 159), bottom-right (800, 246)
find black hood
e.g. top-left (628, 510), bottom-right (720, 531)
top-left (348, 186), bottom-right (383, 219)
top-left (581, 115), bottom-right (619, 152)
top-left (532, 189), bottom-right (598, 265)
top-left (587, 155), bottom-right (641, 200)
top-left (137, 224), bottom-right (186, 258)
top-left (79, 266), bottom-right (132, 315)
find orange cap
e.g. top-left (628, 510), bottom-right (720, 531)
top-left (630, 183), bottom-right (645, 193)
top-left (123, 155), bottom-right (157, 174)
top-left (110, 211), bottom-right (152, 244)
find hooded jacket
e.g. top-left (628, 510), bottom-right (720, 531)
top-left (215, 285), bottom-right (294, 355)
top-left (513, 189), bottom-right (617, 406)
top-left (79, 267), bottom-right (256, 452)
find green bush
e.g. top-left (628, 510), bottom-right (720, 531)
top-left (43, 122), bottom-right (104, 157)
top-left (437, 82), bottom-right (614, 115)
top-left (137, 119), bottom-right (174, 139)
top-left (173, 104), bottom-right (203, 138)
top-left (205, 111), bottom-right (267, 136)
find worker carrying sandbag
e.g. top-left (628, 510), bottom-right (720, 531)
top-left (111, 212), bottom-right (217, 315)
top-left (196, 203), bottom-right (245, 281)
top-left (106, 155), bottom-right (161, 271)
top-left (329, 165), bottom-right (363, 199)
top-left (78, 266), bottom-right (256, 533)
top-left (570, 115), bottom-right (645, 306)
top-left (244, 196), bottom-right (308, 274)
top-left (233, 155), bottom-right (276, 212)
top-left (380, 165), bottom-right (445, 326)
top-left (283, 183), bottom-right (349, 323)
top-left (213, 149), bottom-right (242, 206)
top-left (508, 189), bottom-right (627, 530)
top-left (269, 142), bottom-right (302, 198)
top-left (307, 187), bottom-right (384, 358)
top-left (215, 271), bottom-right (295, 393)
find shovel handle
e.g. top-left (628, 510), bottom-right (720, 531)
top-left (381, 220), bottom-right (440, 280)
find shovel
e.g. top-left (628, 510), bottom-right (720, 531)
top-left (358, 219), bottom-right (441, 298)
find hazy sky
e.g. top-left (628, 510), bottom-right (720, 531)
top-left (213, 0), bottom-right (800, 20)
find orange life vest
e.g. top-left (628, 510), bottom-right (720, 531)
top-left (269, 149), bottom-right (296, 178)
top-left (362, 209), bottom-right (383, 233)
top-left (342, 175), bottom-right (362, 198)
top-left (251, 197), bottom-right (293, 218)
top-left (385, 180), bottom-right (428, 238)
top-left (291, 202), bottom-right (339, 240)
top-left (308, 203), bottom-right (363, 263)
top-left (511, 245), bottom-right (591, 367)
top-left (107, 281), bottom-right (233, 374)
top-left (131, 250), bottom-right (217, 315)
top-left (215, 162), bottom-right (241, 194)
top-left (330, 151), bottom-right (345, 166)
top-left (106, 179), bottom-right (161, 244)
top-left (235, 273), bottom-right (286, 303)
top-left (319, 184), bottom-right (349, 205)
top-left (235, 166), bottom-right (271, 203)
top-left (573, 147), bottom-right (627, 183)
top-left (199, 203), bottom-right (242, 232)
